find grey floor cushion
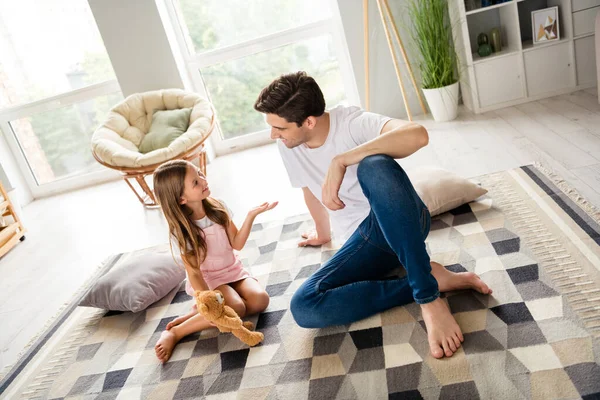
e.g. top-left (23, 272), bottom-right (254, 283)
top-left (80, 244), bottom-right (185, 313)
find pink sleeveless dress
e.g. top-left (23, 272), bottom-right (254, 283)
top-left (185, 222), bottom-right (251, 295)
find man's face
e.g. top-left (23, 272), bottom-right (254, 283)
top-left (266, 113), bottom-right (309, 149)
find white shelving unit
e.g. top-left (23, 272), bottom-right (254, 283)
top-left (449, 0), bottom-right (599, 113)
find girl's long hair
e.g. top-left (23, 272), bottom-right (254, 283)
top-left (153, 160), bottom-right (230, 269)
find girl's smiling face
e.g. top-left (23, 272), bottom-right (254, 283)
top-left (180, 165), bottom-right (210, 205)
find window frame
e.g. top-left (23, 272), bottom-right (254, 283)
top-left (163, 0), bottom-right (360, 155)
top-left (0, 80), bottom-right (122, 198)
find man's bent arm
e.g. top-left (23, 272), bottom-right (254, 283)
top-left (303, 187), bottom-right (331, 243)
top-left (338, 119), bottom-right (428, 168)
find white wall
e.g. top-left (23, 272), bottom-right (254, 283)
top-left (88, 0), bottom-right (185, 97)
top-left (337, 0), bottom-right (426, 119)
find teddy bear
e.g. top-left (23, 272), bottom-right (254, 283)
top-left (195, 290), bottom-right (264, 347)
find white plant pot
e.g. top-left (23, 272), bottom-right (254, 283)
top-left (422, 82), bottom-right (459, 122)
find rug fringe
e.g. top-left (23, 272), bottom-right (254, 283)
top-left (482, 171), bottom-right (600, 343)
top-left (533, 162), bottom-right (600, 225)
top-left (17, 310), bottom-right (106, 399)
top-left (0, 254), bottom-right (120, 384)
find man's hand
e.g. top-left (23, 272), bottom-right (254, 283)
top-left (322, 156), bottom-right (346, 211)
top-left (249, 201), bottom-right (278, 217)
top-left (298, 230), bottom-right (331, 247)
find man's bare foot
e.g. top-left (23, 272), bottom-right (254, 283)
top-left (430, 261), bottom-right (493, 295)
top-left (155, 330), bottom-right (178, 363)
top-left (421, 297), bottom-right (463, 358)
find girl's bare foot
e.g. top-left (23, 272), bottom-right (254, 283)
top-left (166, 304), bottom-right (197, 330)
top-left (430, 261), bottom-right (492, 295)
top-left (166, 314), bottom-right (192, 330)
top-left (155, 330), bottom-right (178, 363)
top-left (421, 297), bottom-right (464, 358)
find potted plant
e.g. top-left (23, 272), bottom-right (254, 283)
top-left (408, 0), bottom-right (459, 122)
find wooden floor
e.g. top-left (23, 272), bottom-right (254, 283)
top-left (1, 87), bottom-right (599, 376)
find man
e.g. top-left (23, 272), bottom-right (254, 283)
top-left (254, 71), bottom-right (492, 359)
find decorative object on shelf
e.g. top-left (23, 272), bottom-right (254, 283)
top-left (477, 32), bottom-right (489, 46)
top-left (478, 43), bottom-right (493, 57)
top-left (532, 6), bottom-right (560, 45)
top-left (477, 33), bottom-right (492, 57)
top-left (490, 27), bottom-right (502, 52)
top-left (481, 0), bottom-right (492, 7)
top-left (464, 0), bottom-right (479, 12)
top-left (408, 0), bottom-right (460, 122)
top-left (363, 0), bottom-right (428, 120)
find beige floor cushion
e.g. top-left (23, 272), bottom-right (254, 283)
top-left (408, 166), bottom-right (488, 216)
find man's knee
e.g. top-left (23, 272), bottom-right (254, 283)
top-left (357, 154), bottom-right (400, 183)
top-left (290, 286), bottom-right (324, 329)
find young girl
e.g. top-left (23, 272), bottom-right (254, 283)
top-left (153, 159), bottom-right (276, 363)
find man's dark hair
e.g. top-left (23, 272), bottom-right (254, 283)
top-left (254, 71), bottom-right (325, 127)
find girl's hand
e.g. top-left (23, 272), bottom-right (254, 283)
top-left (249, 201), bottom-right (278, 217)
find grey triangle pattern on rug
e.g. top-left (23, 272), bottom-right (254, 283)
top-left (12, 167), bottom-right (600, 399)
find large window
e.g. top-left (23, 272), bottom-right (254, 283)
top-left (9, 93), bottom-right (122, 185)
top-left (0, 0), bottom-right (122, 196)
top-left (202, 36), bottom-right (346, 140)
top-left (178, 0), bottom-right (332, 54)
top-left (168, 0), bottom-right (358, 154)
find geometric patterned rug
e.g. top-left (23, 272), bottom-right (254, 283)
top-left (4, 165), bottom-right (600, 399)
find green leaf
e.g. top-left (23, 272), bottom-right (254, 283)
top-left (407, 0), bottom-right (458, 89)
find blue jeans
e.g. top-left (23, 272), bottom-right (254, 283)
top-left (290, 155), bottom-right (439, 328)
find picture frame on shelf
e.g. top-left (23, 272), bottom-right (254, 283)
top-left (531, 6), bottom-right (560, 44)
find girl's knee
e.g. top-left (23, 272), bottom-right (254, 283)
top-left (255, 291), bottom-right (270, 312)
top-left (228, 298), bottom-right (247, 317)
top-left (216, 284), bottom-right (247, 316)
top-left (244, 290), bottom-right (270, 315)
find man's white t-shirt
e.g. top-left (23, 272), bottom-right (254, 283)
top-left (278, 105), bottom-right (391, 242)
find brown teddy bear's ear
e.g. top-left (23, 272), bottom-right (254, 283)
top-left (194, 290), bottom-right (203, 298)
